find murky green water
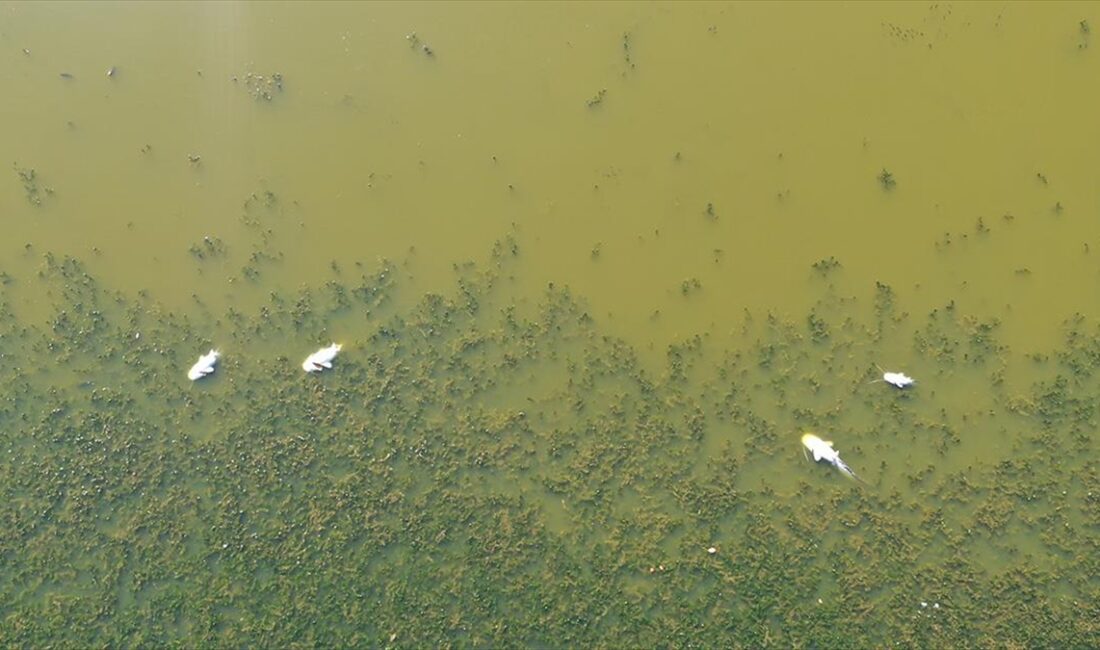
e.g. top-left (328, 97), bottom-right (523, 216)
top-left (1, 2), bottom-right (1098, 646)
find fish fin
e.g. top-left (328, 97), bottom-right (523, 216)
top-left (812, 449), bottom-right (824, 462)
top-left (322, 361), bottom-right (333, 368)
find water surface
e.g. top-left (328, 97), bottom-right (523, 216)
top-left (1, 2), bottom-right (1098, 646)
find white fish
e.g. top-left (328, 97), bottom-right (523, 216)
top-left (302, 343), bottom-right (342, 372)
top-left (882, 371), bottom-right (915, 388)
top-left (873, 365), bottom-right (915, 389)
top-left (871, 362), bottom-right (915, 389)
top-left (801, 433), bottom-right (861, 481)
top-left (187, 349), bottom-right (219, 381)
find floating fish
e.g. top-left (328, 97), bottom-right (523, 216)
top-left (882, 371), bottom-right (915, 388)
top-left (187, 349), bottom-right (219, 381)
top-left (302, 343), bottom-right (342, 372)
top-left (873, 364), bottom-right (915, 389)
top-left (801, 433), bottom-right (861, 481)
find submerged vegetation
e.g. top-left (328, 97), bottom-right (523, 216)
top-left (878, 168), bottom-right (896, 191)
top-left (188, 236), bottom-right (227, 260)
top-left (237, 71), bottom-right (285, 103)
top-left (0, 236), bottom-right (1096, 647)
top-left (405, 32), bottom-right (435, 58)
top-left (13, 165), bottom-right (51, 206)
top-left (586, 88), bottom-right (608, 108)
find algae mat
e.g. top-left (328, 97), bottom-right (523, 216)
top-left (0, 2), bottom-right (1098, 647)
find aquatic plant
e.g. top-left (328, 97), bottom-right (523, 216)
top-left (13, 165), bottom-right (50, 206)
top-left (238, 71), bottom-right (285, 102)
top-left (0, 240), bottom-right (1095, 647)
top-left (877, 168), bottom-right (896, 190)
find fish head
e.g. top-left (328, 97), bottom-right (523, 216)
top-left (801, 433), bottom-right (827, 459)
top-left (802, 433), bottom-right (839, 462)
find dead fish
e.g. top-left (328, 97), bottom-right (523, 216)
top-left (187, 349), bottom-right (220, 381)
top-left (882, 371), bottom-right (915, 388)
top-left (801, 433), bottom-right (862, 482)
top-left (302, 343), bottom-right (342, 373)
top-left (872, 364), bottom-right (915, 388)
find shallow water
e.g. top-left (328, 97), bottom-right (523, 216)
top-left (1, 2), bottom-right (1098, 646)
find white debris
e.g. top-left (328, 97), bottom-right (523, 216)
top-left (707, 547), bottom-right (717, 554)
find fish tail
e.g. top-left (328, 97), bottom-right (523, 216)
top-left (835, 459), bottom-right (864, 483)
